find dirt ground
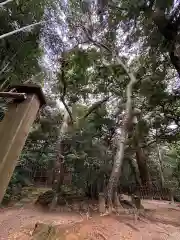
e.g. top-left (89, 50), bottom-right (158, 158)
top-left (0, 200), bottom-right (180, 240)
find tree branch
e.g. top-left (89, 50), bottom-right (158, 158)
top-left (59, 52), bottom-right (73, 124)
top-left (0, 0), bottom-right (13, 7)
top-left (60, 54), bottom-right (67, 99)
top-left (82, 96), bottom-right (109, 119)
top-left (0, 51), bottom-right (18, 79)
top-left (60, 97), bottom-right (73, 124)
top-left (0, 77), bottom-right (10, 91)
top-left (82, 26), bottom-right (137, 84)
top-left (0, 21), bottom-right (45, 40)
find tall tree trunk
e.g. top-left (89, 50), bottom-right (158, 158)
top-left (107, 123), bottom-right (128, 205)
top-left (81, 33), bottom-right (138, 205)
top-left (52, 111), bottom-right (69, 193)
top-left (50, 111), bottom-right (70, 210)
top-left (107, 71), bottom-right (137, 204)
top-left (135, 145), bottom-right (150, 186)
top-left (133, 112), bottom-right (150, 186)
top-left (169, 48), bottom-right (180, 77)
top-left (157, 144), bottom-right (165, 188)
top-left (128, 157), bottom-right (141, 186)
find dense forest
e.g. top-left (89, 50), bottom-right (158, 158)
top-left (1, 0), bottom-right (180, 209)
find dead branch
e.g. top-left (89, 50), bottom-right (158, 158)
top-left (82, 96), bottom-right (109, 119)
top-left (0, 0), bottom-right (13, 7)
top-left (0, 22), bottom-right (45, 40)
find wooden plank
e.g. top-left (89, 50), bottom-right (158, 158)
top-left (0, 94), bottom-right (40, 203)
top-left (11, 84), bottom-right (46, 107)
top-left (0, 92), bottom-right (26, 100)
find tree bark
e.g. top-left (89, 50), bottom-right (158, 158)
top-left (114, 191), bottom-right (122, 212)
top-left (135, 146), bottom-right (150, 186)
top-left (157, 144), bottom-right (165, 188)
top-left (169, 49), bottom-right (180, 78)
top-left (133, 114), bottom-right (150, 186)
top-left (50, 111), bottom-right (69, 210)
top-left (107, 121), bottom-right (127, 195)
top-left (98, 192), bottom-right (106, 215)
top-left (107, 71), bottom-right (137, 203)
top-left (52, 111), bottom-right (69, 193)
top-left (128, 157), bottom-right (141, 186)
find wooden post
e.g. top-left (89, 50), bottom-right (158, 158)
top-left (0, 85), bottom-right (46, 203)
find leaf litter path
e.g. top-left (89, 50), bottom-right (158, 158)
top-left (0, 201), bottom-right (180, 240)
